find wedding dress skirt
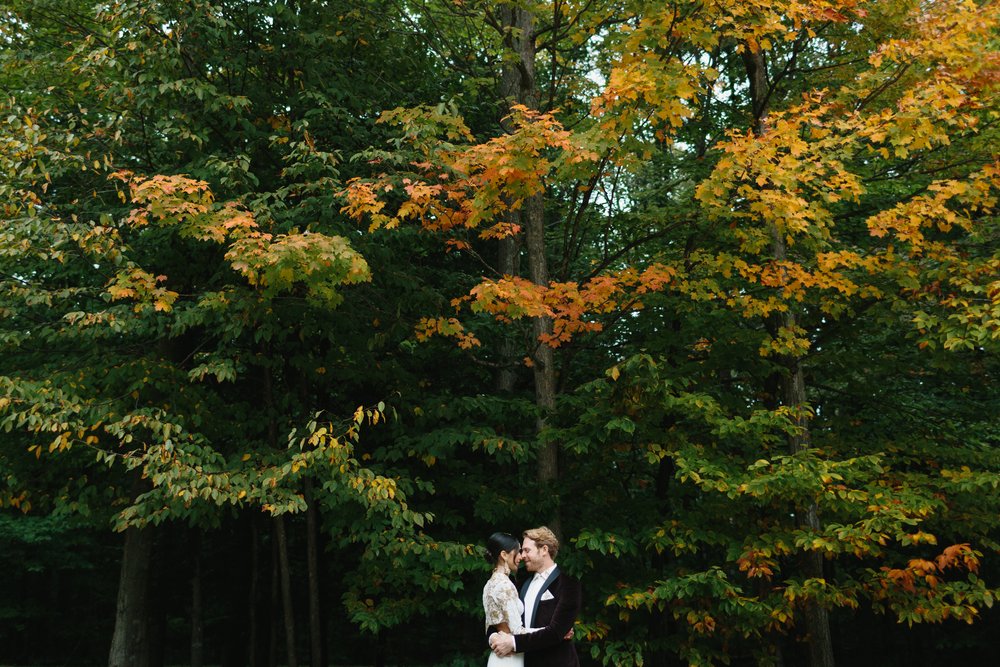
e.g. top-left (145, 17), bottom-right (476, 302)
top-left (487, 652), bottom-right (524, 666)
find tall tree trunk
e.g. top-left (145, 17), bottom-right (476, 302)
top-left (45, 569), bottom-right (59, 663)
top-left (498, 1), bottom-right (561, 535)
top-left (273, 515), bottom-right (298, 667)
top-left (261, 364), bottom-right (298, 667)
top-left (305, 479), bottom-right (324, 667)
top-left (374, 630), bottom-right (386, 667)
top-left (191, 533), bottom-right (204, 667)
top-left (250, 516), bottom-right (261, 667)
top-left (743, 46), bottom-right (835, 667)
top-left (525, 192), bottom-right (559, 518)
top-left (650, 454), bottom-right (683, 666)
top-left (497, 5), bottom-right (527, 396)
top-left (147, 540), bottom-right (166, 667)
top-left (785, 354), bottom-right (835, 667)
top-left (269, 534), bottom-right (279, 667)
top-left (108, 527), bottom-right (154, 667)
top-left (496, 235), bottom-right (520, 394)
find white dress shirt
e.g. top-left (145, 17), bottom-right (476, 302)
top-left (514, 563), bottom-right (557, 651)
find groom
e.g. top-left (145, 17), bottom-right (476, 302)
top-left (489, 526), bottom-right (581, 667)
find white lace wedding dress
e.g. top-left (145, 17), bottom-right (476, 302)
top-left (483, 569), bottom-right (526, 666)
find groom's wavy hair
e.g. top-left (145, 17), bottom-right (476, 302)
top-left (523, 526), bottom-right (559, 559)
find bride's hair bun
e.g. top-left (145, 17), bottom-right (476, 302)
top-left (485, 532), bottom-right (519, 566)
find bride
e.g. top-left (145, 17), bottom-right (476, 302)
top-left (482, 532), bottom-right (527, 666)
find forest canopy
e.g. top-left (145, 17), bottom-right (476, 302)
top-left (1, 1), bottom-right (998, 666)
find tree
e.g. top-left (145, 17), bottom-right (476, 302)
top-left (343, 0), bottom-right (1000, 664)
top-left (2, 2), bottom-right (441, 664)
top-left (2, 1), bottom-right (999, 666)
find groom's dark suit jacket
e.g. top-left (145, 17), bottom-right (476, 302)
top-left (515, 566), bottom-right (581, 667)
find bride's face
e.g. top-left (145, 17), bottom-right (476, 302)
top-left (502, 547), bottom-right (520, 571)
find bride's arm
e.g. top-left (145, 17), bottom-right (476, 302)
top-left (484, 577), bottom-right (516, 635)
top-left (504, 589), bottom-right (534, 635)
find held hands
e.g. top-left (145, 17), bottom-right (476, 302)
top-left (489, 631), bottom-right (516, 657)
top-left (488, 628), bottom-right (576, 657)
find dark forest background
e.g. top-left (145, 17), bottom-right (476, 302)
top-left (2, 1), bottom-right (998, 666)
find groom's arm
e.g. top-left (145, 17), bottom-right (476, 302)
top-left (512, 577), bottom-right (581, 653)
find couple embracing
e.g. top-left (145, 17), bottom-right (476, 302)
top-left (481, 526), bottom-right (581, 667)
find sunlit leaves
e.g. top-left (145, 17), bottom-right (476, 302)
top-left (119, 172), bottom-right (372, 306)
top-left (3, 0), bottom-right (1000, 662)
top-left (342, 104), bottom-right (599, 237)
top-left (460, 264), bottom-right (674, 347)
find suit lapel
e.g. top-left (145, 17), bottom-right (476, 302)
top-left (527, 566), bottom-right (560, 629)
top-left (540, 565), bottom-right (561, 597)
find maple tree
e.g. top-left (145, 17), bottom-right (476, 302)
top-left (341, 0), bottom-right (1000, 665)
top-left (2, 1), bottom-right (1000, 666)
top-left (1, 1), bottom-right (455, 665)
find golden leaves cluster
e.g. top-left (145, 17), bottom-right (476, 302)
top-left (114, 171), bottom-right (370, 308)
top-left (341, 105), bottom-right (598, 238)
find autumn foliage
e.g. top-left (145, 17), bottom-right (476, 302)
top-left (1, 0), bottom-right (999, 666)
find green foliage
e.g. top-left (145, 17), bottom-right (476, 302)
top-left (1, 0), bottom-right (999, 665)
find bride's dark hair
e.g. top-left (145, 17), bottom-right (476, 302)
top-left (484, 532), bottom-right (520, 566)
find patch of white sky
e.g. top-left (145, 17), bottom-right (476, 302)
top-left (0, 11), bottom-right (28, 46)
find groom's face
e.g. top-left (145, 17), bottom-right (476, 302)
top-left (520, 537), bottom-right (547, 572)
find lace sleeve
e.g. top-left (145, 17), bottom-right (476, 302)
top-left (504, 583), bottom-right (525, 634)
top-left (483, 573), bottom-right (524, 633)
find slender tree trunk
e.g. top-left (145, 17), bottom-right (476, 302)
top-left (498, 2), bottom-right (561, 535)
top-left (249, 517), bottom-right (261, 667)
top-left (785, 352), bottom-right (836, 667)
top-left (650, 454), bottom-right (683, 666)
top-left (497, 235), bottom-right (520, 393)
top-left (525, 191), bottom-right (559, 505)
top-left (148, 541), bottom-right (166, 667)
top-left (374, 630), bottom-right (385, 667)
top-left (497, 6), bottom-right (526, 396)
top-left (261, 362), bottom-right (298, 667)
top-left (305, 479), bottom-right (324, 667)
top-left (743, 45), bottom-right (835, 667)
top-left (108, 527), bottom-right (154, 667)
top-left (269, 534), bottom-right (279, 667)
top-left (45, 569), bottom-right (59, 663)
top-left (191, 533), bottom-right (204, 667)
top-left (273, 515), bottom-right (298, 667)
